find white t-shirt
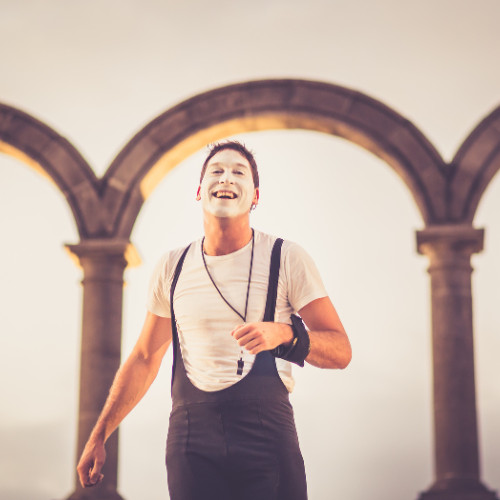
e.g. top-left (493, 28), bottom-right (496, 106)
top-left (147, 230), bottom-right (327, 392)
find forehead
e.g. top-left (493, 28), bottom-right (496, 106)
top-left (206, 149), bottom-right (251, 169)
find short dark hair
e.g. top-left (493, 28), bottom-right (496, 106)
top-left (200, 141), bottom-right (259, 188)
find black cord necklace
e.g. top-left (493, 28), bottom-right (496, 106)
top-left (201, 229), bottom-right (255, 376)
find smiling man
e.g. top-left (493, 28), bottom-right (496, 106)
top-left (76, 141), bottom-right (352, 500)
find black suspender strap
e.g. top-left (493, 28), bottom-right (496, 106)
top-left (169, 243), bottom-right (191, 388)
top-left (171, 238), bottom-right (284, 325)
top-left (169, 237), bottom-right (285, 388)
top-left (170, 244), bottom-right (192, 317)
top-left (263, 238), bottom-right (284, 322)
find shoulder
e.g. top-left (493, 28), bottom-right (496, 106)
top-left (253, 229), bottom-right (277, 248)
top-left (281, 238), bottom-right (308, 257)
top-left (279, 238), bottom-right (328, 311)
top-left (152, 239), bottom-right (200, 283)
top-left (253, 229), bottom-right (315, 263)
top-left (281, 238), bottom-right (317, 268)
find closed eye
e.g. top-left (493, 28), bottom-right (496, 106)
top-left (234, 167), bottom-right (251, 175)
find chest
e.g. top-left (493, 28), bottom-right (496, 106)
top-left (173, 253), bottom-right (271, 328)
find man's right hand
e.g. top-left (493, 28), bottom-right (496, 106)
top-left (76, 440), bottom-right (106, 488)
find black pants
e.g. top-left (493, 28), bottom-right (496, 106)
top-left (166, 398), bottom-right (307, 500)
top-left (167, 238), bottom-right (307, 499)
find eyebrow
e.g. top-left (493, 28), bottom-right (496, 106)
top-left (208, 161), bottom-right (249, 169)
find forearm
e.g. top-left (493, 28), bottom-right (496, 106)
top-left (88, 352), bottom-right (163, 444)
top-left (250, 319), bottom-right (351, 370)
top-left (77, 313), bottom-right (171, 488)
top-left (277, 322), bottom-right (352, 369)
top-left (306, 329), bottom-right (352, 369)
top-left (294, 297), bottom-right (352, 370)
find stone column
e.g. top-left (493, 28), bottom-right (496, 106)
top-left (64, 239), bottom-right (140, 500)
top-left (417, 225), bottom-right (497, 500)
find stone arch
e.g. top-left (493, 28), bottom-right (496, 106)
top-left (450, 105), bottom-right (500, 222)
top-left (2, 81), bottom-right (498, 500)
top-left (0, 103), bottom-right (102, 238)
top-left (102, 79), bottom-right (448, 239)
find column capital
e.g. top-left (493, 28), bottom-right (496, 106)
top-left (416, 224), bottom-right (484, 259)
top-left (65, 238), bottom-right (141, 269)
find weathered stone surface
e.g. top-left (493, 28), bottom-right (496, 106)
top-left (416, 225), bottom-right (496, 500)
top-left (106, 79), bottom-right (447, 233)
top-left (0, 103), bottom-right (101, 238)
top-left (64, 240), bottom-right (133, 500)
top-left (451, 106), bottom-right (500, 222)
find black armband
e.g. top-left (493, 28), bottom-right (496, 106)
top-left (271, 314), bottom-right (311, 367)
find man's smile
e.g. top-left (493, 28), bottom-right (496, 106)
top-left (198, 149), bottom-right (257, 217)
top-left (213, 190), bottom-right (237, 199)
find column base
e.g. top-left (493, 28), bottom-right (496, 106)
top-left (419, 479), bottom-right (498, 500)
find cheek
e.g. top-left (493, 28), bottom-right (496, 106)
top-left (200, 180), bottom-right (212, 200)
top-left (239, 180), bottom-right (255, 200)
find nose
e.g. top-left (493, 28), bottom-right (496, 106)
top-left (219, 170), bottom-right (233, 184)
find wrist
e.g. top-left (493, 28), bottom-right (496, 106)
top-left (271, 315), bottom-right (310, 367)
top-left (89, 426), bottom-right (107, 446)
top-left (281, 324), bottom-right (294, 347)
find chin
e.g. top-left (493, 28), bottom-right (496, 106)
top-left (208, 209), bottom-right (248, 219)
top-left (213, 212), bottom-right (242, 219)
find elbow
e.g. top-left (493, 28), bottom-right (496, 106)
top-left (306, 329), bottom-right (352, 369)
top-left (311, 341), bottom-right (352, 370)
top-left (337, 347), bottom-right (352, 369)
top-left (343, 337), bottom-right (353, 368)
top-left (334, 337), bottom-right (352, 370)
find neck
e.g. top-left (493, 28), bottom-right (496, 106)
top-left (202, 213), bottom-right (253, 256)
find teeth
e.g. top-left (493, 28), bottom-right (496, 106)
top-left (214, 191), bottom-right (236, 199)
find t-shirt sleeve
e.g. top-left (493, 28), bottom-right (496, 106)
top-left (146, 253), bottom-right (172, 318)
top-left (282, 241), bottom-right (328, 313)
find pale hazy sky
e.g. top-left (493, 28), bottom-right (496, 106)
top-left (1, 1), bottom-right (499, 499)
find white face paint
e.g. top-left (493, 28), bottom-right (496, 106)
top-left (198, 149), bottom-right (257, 218)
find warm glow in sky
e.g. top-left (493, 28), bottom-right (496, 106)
top-left (1, 1), bottom-right (499, 500)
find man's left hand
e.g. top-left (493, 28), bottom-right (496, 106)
top-left (231, 322), bottom-right (293, 355)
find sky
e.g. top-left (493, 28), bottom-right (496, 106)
top-left (0, 1), bottom-right (499, 499)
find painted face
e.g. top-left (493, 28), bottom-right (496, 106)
top-left (197, 149), bottom-right (258, 218)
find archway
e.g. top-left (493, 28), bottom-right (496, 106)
top-left (1, 79), bottom-right (499, 500)
top-left (103, 79), bottom-right (447, 239)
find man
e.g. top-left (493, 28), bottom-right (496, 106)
top-left (77, 141), bottom-right (352, 500)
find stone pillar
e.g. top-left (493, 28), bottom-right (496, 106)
top-left (417, 225), bottom-right (497, 500)
top-left (64, 239), bottom-right (140, 500)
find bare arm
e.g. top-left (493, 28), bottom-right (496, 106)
top-left (77, 312), bottom-right (172, 488)
top-left (232, 296), bottom-right (351, 369)
top-left (299, 296), bottom-right (351, 369)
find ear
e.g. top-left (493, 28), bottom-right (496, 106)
top-left (252, 188), bottom-right (259, 206)
top-left (196, 186), bottom-right (201, 201)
